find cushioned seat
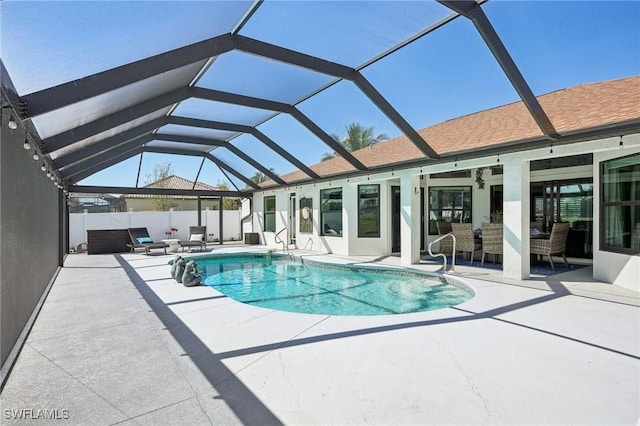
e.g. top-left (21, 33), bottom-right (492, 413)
top-left (179, 226), bottom-right (207, 252)
top-left (127, 227), bottom-right (168, 255)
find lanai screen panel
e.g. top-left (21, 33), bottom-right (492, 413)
top-left (230, 134), bottom-right (304, 179)
top-left (197, 51), bottom-right (335, 104)
top-left (258, 113), bottom-right (358, 176)
top-left (297, 80), bottom-right (403, 151)
top-left (33, 62), bottom-right (204, 140)
top-left (360, 16), bottom-right (519, 131)
top-left (50, 110), bottom-right (171, 161)
top-left (0, 1), bottom-right (253, 94)
top-left (172, 98), bottom-right (275, 127)
top-left (239, 1), bottom-right (454, 68)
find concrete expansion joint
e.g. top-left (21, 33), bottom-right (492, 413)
top-left (112, 396), bottom-right (200, 425)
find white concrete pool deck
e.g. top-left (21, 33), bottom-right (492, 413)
top-left (1, 246), bottom-right (639, 425)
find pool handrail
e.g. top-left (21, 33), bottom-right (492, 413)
top-left (274, 227), bottom-right (287, 253)
top-left (428, 232), bottom-right (456, 272)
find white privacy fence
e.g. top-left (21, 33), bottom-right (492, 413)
top-left (70, 210), bottom-right (245, 248)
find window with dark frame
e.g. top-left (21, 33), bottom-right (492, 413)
top-left (428, 186), bottom-right (473, 235)
top-left (600, 153), bottom-right (640, 254)
top-left (358, 184), bottom-right (380, 238)
top-left (264, 196), bottom-right (276, 232)
top-left (320, 188), bottom-right (343, 236)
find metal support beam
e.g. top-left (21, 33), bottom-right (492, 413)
top-left (59, 136), bottom-right (152, 177)
top-left (353, 74), bottom-right (439, 158)
top-left (191, 89), bottom-right (367, 171)
top-left (205, 153), bottom-right (261, 190)
top-left (52, 118), bottom-right (164, 167)
top-left (193, 87), bottom-right (290, 112)
top-left (224, 144), bottom-right (286, 185)
top-left (43, 87), bottom-right (191, 151)
top-left (290, 108), bottom-right (367, 170)
top-left (68, 185), bottom-right (251, 198)
top-left (168, 116), bottom-right (320, 179)
top-left (154, 132), bottom-right (286, 184)
top-left (251, 129), bottom-right (320, 179)
top-left (233, 35), bottom-right (437, 159)
top-left (234, 35), bottom-right (354, 79)
top-left (219, 196), bottom-right (224, 245)
top-left (21, 34), bottom-right (234, 117)
top-left (154, 133), bottom-right (227, 147)
top-left (437, 0), bottom-right (559, 139)
top-left (66, 147), bottom-right (144, 183)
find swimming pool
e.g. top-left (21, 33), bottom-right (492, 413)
top-left (196, 253), bottom-right (474, 316)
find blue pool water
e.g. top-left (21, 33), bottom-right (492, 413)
top-left (196, 253), bottom-right (474, 316)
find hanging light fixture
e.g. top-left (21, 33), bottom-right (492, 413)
top-left (8, 114), bottom-right (18, 130)
top-left (32, 152), bottom-right (40, 161)
top-left (23, 138), bottom-right (31, 150)
top-left (41, 163), bottom-right (47, 172)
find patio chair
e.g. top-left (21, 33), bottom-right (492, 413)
top-left (127, 227), bottom-right (169, 255)
top-left (480, 223), bottom-right (503, 266)
top-left (179, 226), bottom-right (207, 252)
top-left (451, 223), bottom-right (481, 265)
top-left (530, 222), bottom-right (570, 271)
top-left (436, 220), bottom-right (453, 255)
top-left (530, 221), bottom-right (543, 231)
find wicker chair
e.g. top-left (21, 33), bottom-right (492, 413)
top-left (451, 223), bottom-right (481, 264)
top-left (480, 223), bottom-right (503, 266)
top-left (530, 222), bottom-right (570, 271)
top-left (436, 220), bottom-right (453, 255)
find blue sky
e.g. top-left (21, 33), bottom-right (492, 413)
top-left (1, 1), bottom-right (638, 189)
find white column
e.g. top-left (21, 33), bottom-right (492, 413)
top-left (342, 183), bottom-right (357, 255)
top-left (400, 173), bottom-right (421, 266)
top-left (502, 156), bottom-right (530, 279)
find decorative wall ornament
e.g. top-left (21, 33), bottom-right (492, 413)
top-left (299, 197), bottom-right (313, 233)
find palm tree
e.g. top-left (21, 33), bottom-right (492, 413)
top-left (321, 123), bottom-right (388, 161)
top-left (250, 168), bottom-right (276, 184)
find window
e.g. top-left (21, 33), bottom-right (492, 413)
top-left (429, 170), bottom-right (471, 179)
top-left (320, 188), bottom-right (342, 236)
top-left (601, 153), bottom-right (640, 254)
top-left (428, 186), bottom-right (472, 235)
top-left (358, 185), bottom-right (380, 237)
top-left (264, 196), bottom-right (276, 232)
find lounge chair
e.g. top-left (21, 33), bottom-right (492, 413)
top-left (127, 227), bottom-right (169, 255)
top-left (179, 226), bottom-right (207, 252)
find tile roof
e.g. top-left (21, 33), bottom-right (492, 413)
top-left (268, 76), bottom-right (640, 187)
top-left (125, 175), bottom-right (219, 198)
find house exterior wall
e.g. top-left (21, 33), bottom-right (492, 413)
top-left (1, 115), bottom-right (61, 370)
top-left (593, 147), bottom-right (640, 291)
top-left (250, 135), bottom-right (640, 289)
